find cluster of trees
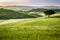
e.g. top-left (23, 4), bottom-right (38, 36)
top-left (28, 8), bottom-right (60, 12)
top-left (28, 8), bottom-right (56, 17)
top-left (44, 10), bottom-right (56, 17)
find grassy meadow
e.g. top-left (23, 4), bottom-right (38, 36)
top-left (0, 7), bottom-right (60, 40)
top-left (0, 13), bottom-right (60, 40)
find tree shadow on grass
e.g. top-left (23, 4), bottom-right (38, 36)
top-left (0, 15), bottom-right (43, 20)
top-left (50, 16), bottom-right (60, 18)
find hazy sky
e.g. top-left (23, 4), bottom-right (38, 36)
top-left (0, 0), bottom-right (60, 6)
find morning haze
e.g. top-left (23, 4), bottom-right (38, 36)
top-left (0, 0), bottom-right (60, 40)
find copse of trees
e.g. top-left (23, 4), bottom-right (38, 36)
top-left (44, 10), bottom-right (56, 17)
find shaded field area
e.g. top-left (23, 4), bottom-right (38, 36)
top-left (0, 8), bottom-right (43, 19)
top-left (50, 14), bottom-right (60, 18)
top-left (0, 14), bottom-right (60, 40)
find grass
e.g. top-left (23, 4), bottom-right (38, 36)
top-left (0, 20), bottom-right (5, 22)
top-left (0, 14), bottom-right (60, 40)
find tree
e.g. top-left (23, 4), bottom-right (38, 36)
top-left (44, 10), bottom-right (55, 17)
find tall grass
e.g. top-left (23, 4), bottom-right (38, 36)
top-left (0, 14), bottom-right (60, 40)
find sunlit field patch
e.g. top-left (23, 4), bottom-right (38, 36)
top-left (0, 14), bottom-right (60, 40)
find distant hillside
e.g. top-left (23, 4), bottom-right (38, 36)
top-left (1, 6), bottom-right (38, 11)
top-left (0, 8), bottom-right (36, 19)
top-left (0, 6), bottom-right (60, 11)
top-left (40, 6), bottom-right (60, 9)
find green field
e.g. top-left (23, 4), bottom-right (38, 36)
top-left (0, 20), bottom-right (5, 22)
top-left (0, 14), bottom-right (60, 40)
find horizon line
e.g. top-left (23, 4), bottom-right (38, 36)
top-left (0, 4), bottom-right (60, 7)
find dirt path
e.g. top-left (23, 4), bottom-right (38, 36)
top-left (0, 19), bottom-right (28, 25)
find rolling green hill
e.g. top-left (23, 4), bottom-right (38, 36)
top-left (2, 6), bottom-right (38, 11)
top-left (0, 14), bottom-right (60, 40)
top-left (0, 8), bottom-right (36, 19)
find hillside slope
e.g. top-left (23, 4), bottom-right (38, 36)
top-left (0, 8), bottom-right (35, 19)
top-left (0, 14), bottom-right (60, 40)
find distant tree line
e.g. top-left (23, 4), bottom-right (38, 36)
top-left (28, 8), bottom-right (60, 12)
